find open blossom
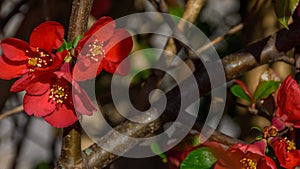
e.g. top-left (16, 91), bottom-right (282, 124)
top-left (73, 16), bottom-right (133, 81)
top-left (23, 63), bottom-right (96, 128)
top-left (276, 75), bottom-right (300, 128)
top-left (0, 21), bottom-right (65, 79)
top-left (0, 21), bottom-right (66, 92)
top-left (214, 143), bottom-right (276, 169)
top-left (271, 137), bottom-right (300, 169)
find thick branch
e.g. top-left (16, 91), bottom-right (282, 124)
top-left (67, 0), bottom-right (94, 42)
top-left (56, 0), bottom-right (94, 168)
top-left (82, 20), bottom-right (300, 168)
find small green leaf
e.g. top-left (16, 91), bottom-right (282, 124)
top-left (57, 39), bottom-right (68, 52)
top-left (251, 126), bottom-right (263, 133)
top-left (169, 5), bottom-right (184, 17)
top-left (180, 147), bottom-right (217, 169)
top-left (274, 0), bottom-right (299, 29)
top-left (230, 85), bottom-right (252, 104)
top-left (66, 42), bottom-right (73, 50)
top-left (253, 81), bottom-right (280, 101)
top-left (72, 35), bottom-right (83, 48)
top-left (57, 39), bottom-right (73, 52)
top-left (150, 142), bottom-right (167, 162)
top-left (64, 55), bottom-right (73, 63)
top-left (256, 135), bottom-right (263, 140)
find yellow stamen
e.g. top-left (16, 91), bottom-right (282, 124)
top-left (240, 158), bottom-right (257, 169)
top-left (49, 84), bottom-right (68, 104)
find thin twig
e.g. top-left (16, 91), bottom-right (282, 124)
top-left (196, 23), bottom-right (244, 54)
top-left (0, 105), bottom-right (23, 121)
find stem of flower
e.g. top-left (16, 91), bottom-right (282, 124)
top-left (56, 0), bottom-right (94, 168)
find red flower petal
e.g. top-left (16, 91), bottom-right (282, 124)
top-left (115, 58), bottom-right (130, 75)
top-left (262, 156), bottom-right (277, 169)
top-left (73, 88), bottom-right (97, 116)
top-left (214, 143), bottom-right (277, 169)
top-left (1, 38), bottom-right (30, 62)
top-left (101, 58), bottom-right (117, 74)
top-left (0, 56), bottom-right (27, 80)
top-left (276, 75), bottom-right (300, 128)
top-left (29, 21), bottom-right (64, 52)
top-left (26, 75), bottom-right (51, 95)
top-left (104, 29), bottom-right (133, 63)
top-left (84, 16), bottom-right (115, 40)
top-left (272, 138), bottom-right (300, 169)
top-left (44, 103), bottom-right (78, 128)
top-left (10, 74), bottom-right (33, 93)
top-left (72, 60), bottom-right (102, 81)
top-left (23, 91), bottom-right (56, 117)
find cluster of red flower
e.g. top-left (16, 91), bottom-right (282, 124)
top-left (167, 75), bottom-right (300, 169)
top-left (0, 17), bottom-right (133, 128)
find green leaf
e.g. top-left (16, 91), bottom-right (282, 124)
top-left (251, 126), bottom-right (263, 133)
top-left (253, 81), bottom-right (280, 101)
top-left (150, 142), bottom-right (167, 162)
top-left (230, 85), bottom-right (252, 104)
top-left (57, 39), bottom-right (68, 52)
top-left (57, 39), bottom-right (73, 52)
top-left (66, 42), bottom-right (73, 50)
top-left (180, 147), bottom-right (217, 169)
top-left (274, 0), bottom-right (299, 29)
top-left (72, 35), bottom-right (83, 48)
top-left (169, 5), bottom-right (184, 17)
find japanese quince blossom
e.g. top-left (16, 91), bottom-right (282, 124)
top-left (73, 16), bottom-right (133, 81)
top-left (214, 143), bottom-right (276, 169)
top-left (271, 137), bottom-right (300, 169)
top-left (276, 75), bottom-right (300, 128)
top-left (0, 21), bottom-right (98, 128)
top-left (0, 21), bottom-right (65, 83)
top-left (23, 63), bottom-right (96, 128)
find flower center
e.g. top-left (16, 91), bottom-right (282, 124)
top-left (86, 39), bottom-right (105, 62)
top-left (283, 137), bottom-right (296, 151)
top-left (49, 83), bottom-right (69, 104)
top-left (26, 47), bottom-right (53, 71)
top-left (240, 158), bottom-right (257, 169)
top-left (263, 125), bottom-right (278, 138)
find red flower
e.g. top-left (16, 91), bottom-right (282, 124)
top-left (214, 143), bottom-right (276, 169)
top-left (73, 16), bottom-right (133, 81)
top-left (0, 21), bottom-right (65, 79)
top-left (0, 21), bottom-right (66, 94)
top-left (23, 63), bottom-right (96, 128)
top-left (271, 137), bottom-right (300, 169)
top-left (276, 75), bottom-right (300, 128)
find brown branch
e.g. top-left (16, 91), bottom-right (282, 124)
top-left (0, 105), bottom-right (23, 120)
top-left (67, 0), bottom-right (94, 43)
top-left (56, 0), bottom-right (94, 168)
top-left (84, 112), bottom-right (162, 168)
